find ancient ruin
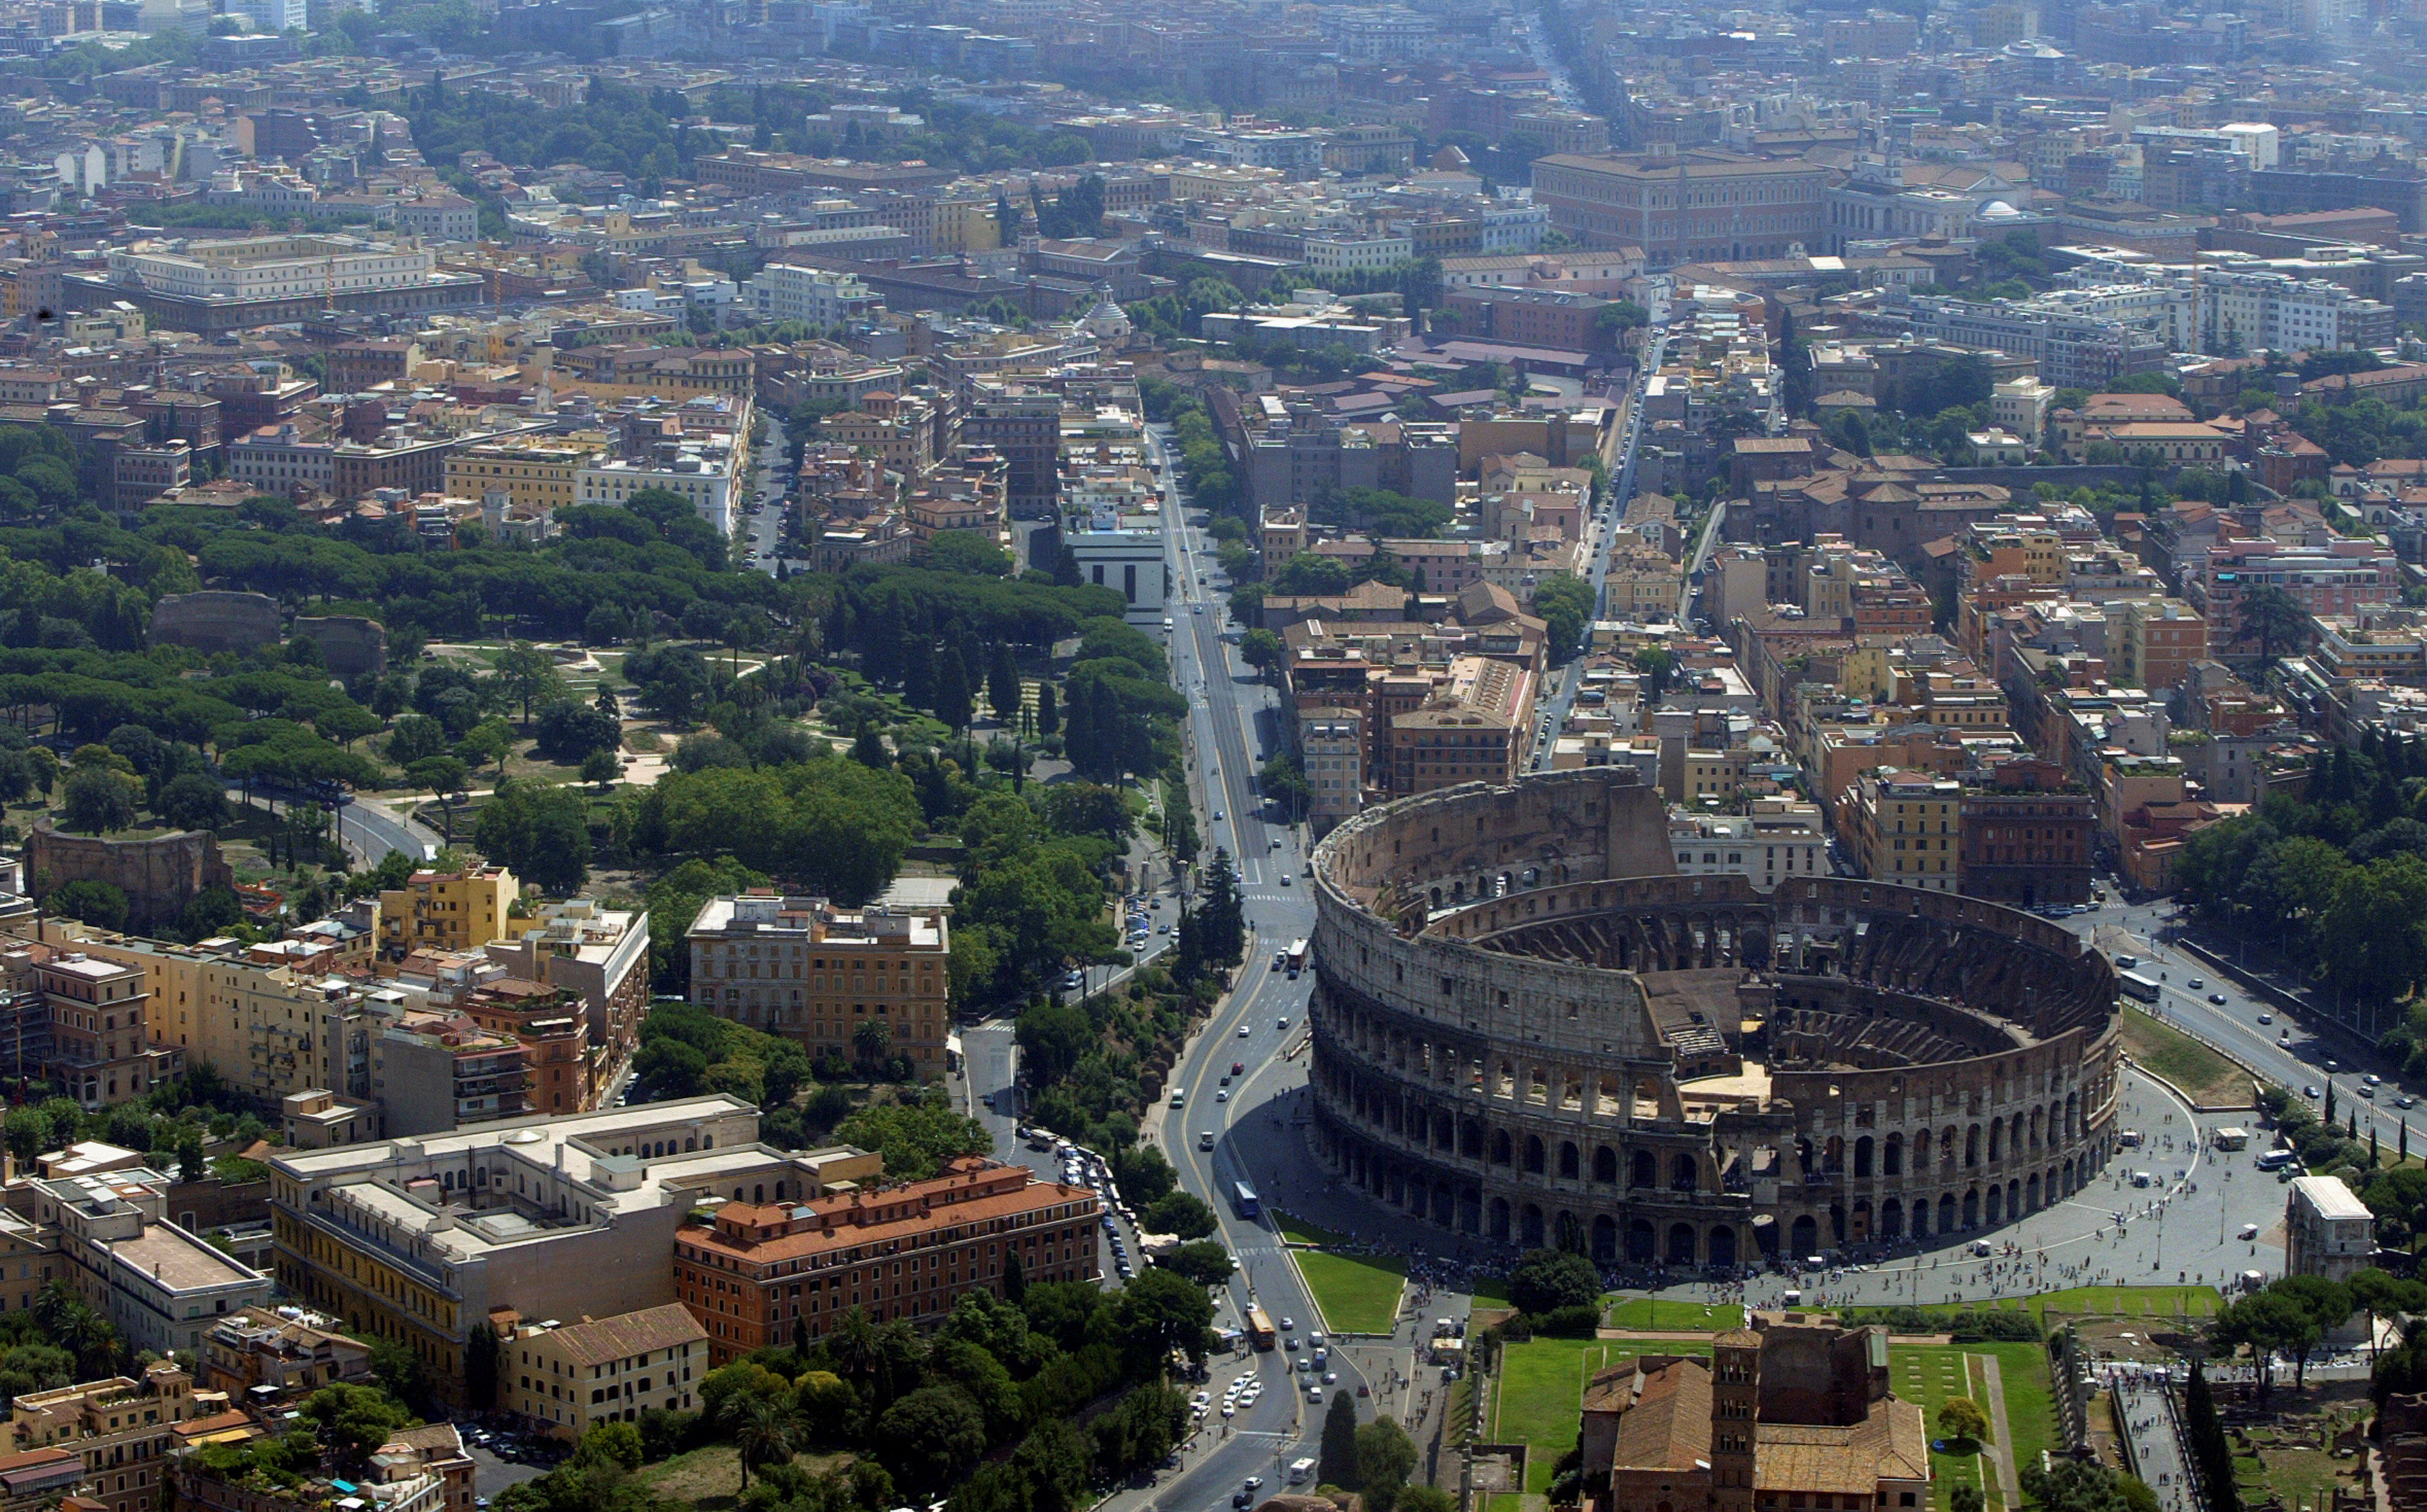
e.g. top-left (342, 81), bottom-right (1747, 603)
top-left (1306, 767), bottom-right (2122, 1265)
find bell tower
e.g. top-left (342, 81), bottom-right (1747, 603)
top-left (1710, 1330), bottom-right (1761, 1512)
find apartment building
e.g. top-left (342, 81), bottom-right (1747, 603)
top-left (379, 867), bottom-right (518, 961)
top-left (2111, 599), bottom-right (2209, 693)
top-left (198, 1305), bottom-right (374, 1396)
top-left (1899, 290), bottom-right (2170, 390)
top-left (686, 896), bottom-right (951, 1078)
top-left (483, 898), bottom-right (649, 1104)
top-left (1667, 802), bottom-right (1829, 889)
top-left (1957, 756), bottom-right (2096, 907)
top-left (1389, 655), bottom-right (1533, 796)
top-left (6, 1362), bottom-right (207, 1512)
top-left (37, 955), bottom-right (173, 1111)
top-left (2191, 539), bottom-right (2399, 625)
top-left (577, 440), bottom-right (746, 539)
top-left (1301, 709), bottom-right (1366, 837)
top-left (268, 1097), bottom-right (875, 1409)
top-left (501, 1304), bottom-right (707, 1439)
top-left (1842, 768), bottom-right (1960, 892)
top-left (741, 263), bottom-right (879, 328)
top-left (372, 1009), bottom-right (533, 1136)
top-left (172, 1423), bottom-right (467, 1512)
top-left (673, 1157), bottom-right (1099, 1365)
top-left (442, 435), bottom-right (610, 514)
top-left (28, 1169), bottom-right (272, 1357)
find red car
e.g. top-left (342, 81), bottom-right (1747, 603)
top-left (1232, 1061), bottom-right (1244, 1076)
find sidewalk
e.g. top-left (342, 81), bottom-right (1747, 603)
top-left (2115, 1378), bottom-right (2198, 1512)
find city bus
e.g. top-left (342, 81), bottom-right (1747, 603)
top-left (1286, 940), bottom-right (1308, 979)
top-left (2118, 971), bottom-right (2161, 1004)
top-left (1234, 1181), bottom-right (1261, 1217)
top-left (1244, 1305), bottom-right (1277, 1350)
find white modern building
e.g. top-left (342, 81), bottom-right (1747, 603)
top-left (223, 0), bottom-right (305, 31)
top-left (2197, 266), bottom-right (2394, 355)
top-left (578, 440), bottom-right (745, 537)
top-left (1301, 232), bottom-right (1415, 272)
top-left (1064, 514), bottom-right (1168, 625)
top-left (742, 262), bottom-right (878, 327)
top-left (1667, 803), bottom-right (1831, 888)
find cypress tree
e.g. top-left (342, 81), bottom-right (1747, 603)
top-left (2184, 1358), bottom-right (2240, 1512)
top-left (1062, 681), bottom-right (1096, 773)
top-left (904, 634), bottom-right (935, 710)
top-left (936, 648), bottom-right (973, 733)
top-left (1037, 681), bottom-right (1060, 737)
top-left (988, 641), bottom-right (1021, 722)
top-left (1087, 677), bottom-right (1122, 783)
top-left (1318, 1391), bottom-right (1361, 1488)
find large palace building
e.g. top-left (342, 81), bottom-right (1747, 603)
top-left (1305, 768), bottom-right (2122, 1267)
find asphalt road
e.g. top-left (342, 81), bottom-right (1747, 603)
top-left (1527, 329), bottom-right (1665, 772)
top-left (745, 416), bottom-right (797, 575)
top-left (1100, 424), bottom-right (1374, 1512)
top-left (2059, 894), bottom-right (2418, 1139)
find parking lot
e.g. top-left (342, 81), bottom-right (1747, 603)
top-left (463, 1427), bottom-right (564, 1501)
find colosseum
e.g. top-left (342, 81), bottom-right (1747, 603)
top-left (1305, 768), bottom-right (2122, 1267)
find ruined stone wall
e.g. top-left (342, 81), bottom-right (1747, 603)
top-left (24, 820), bottom-right (234, 935)
top-left (292, 616), bottom-right (388, 679)
top-left (150, 591), bottom-right (280, 656)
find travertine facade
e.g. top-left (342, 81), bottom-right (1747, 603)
top-left (1306, 769), bottom-right (2121, 1265)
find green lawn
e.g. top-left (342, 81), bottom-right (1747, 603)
top-left (1605, 1299), bottom-right (1745, 1332)
top-left (1295, 1248), bottom-right (1408, 1334)
top-left (2029, 1284), bottom-right (2221, 1320)
top-left (1273, 1209), bottom-right (1350, 1247)
top-left (1891, 1346), bottom-right (2003, 1512)
top-left (1491, 1339), bottom-right (1610, 1492)
top-left (1492, 1340), bottom-right (1712, 1492)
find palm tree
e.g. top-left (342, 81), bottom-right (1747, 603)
top-left (852, 1018), bottom-right (890, 1070)
top-left (724, 1394), bottom-right (802, 1490)
top-left (54, 1304), bottom-right (116, 1379)
top-left (827, 1307), bottom-right (881, 1387)
top-left (29, 1282), bottom-right (71, 1341)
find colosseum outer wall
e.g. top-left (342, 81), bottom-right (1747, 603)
top-left (1304, 770), bottom-right (2122, 1267)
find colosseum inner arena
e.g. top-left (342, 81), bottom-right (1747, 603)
top-left (1306, 768), bottom-right (2122, 1269)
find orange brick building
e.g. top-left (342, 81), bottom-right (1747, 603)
top-left (672, 1158), bottom-right (1100, 1363)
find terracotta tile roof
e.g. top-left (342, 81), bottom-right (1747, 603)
top-left (531, 1304), bottom-right (706, 1368)
top-left (1753, 1402), bottom-right (1931, 1494)
top-left (1611, 1359), bottom-right (1713, 1473)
